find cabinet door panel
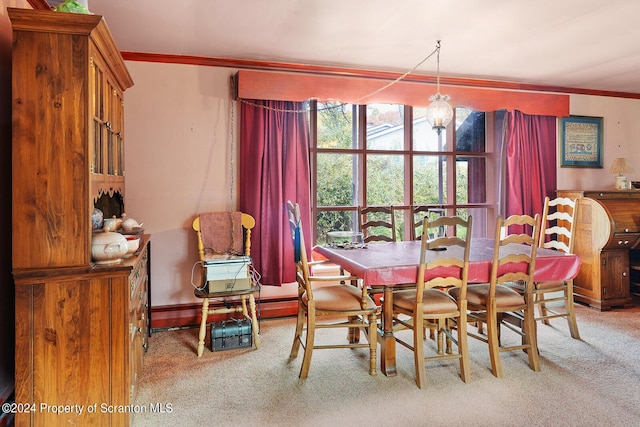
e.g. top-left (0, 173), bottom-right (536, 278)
top-left (32, 279), bottom-right (112, 426)
top-left (601, 250), bottom-right (630, 299)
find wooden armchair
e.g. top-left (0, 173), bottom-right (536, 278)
top-left (192, 212), bottom-right (261, 357)
top-left (287, 201), bottom-right (380, 378)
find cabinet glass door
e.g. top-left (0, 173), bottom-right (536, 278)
top-left (91, 56), bottom-right (105, 176)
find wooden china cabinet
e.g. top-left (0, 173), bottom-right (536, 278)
top-left (10, 8), bottom-right (149, 427)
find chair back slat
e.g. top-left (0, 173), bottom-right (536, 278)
top-left (358, 205), bottom-right (397, 242)
top-left (539, 196), bottom-right (578, 254)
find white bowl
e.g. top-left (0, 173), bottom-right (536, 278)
top-left (124, 237), bottom-right (140, 257)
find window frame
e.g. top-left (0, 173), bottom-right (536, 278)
top-left (310, 101), bottom-right (500, 245)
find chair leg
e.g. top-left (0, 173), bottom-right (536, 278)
top-left (248, 294), bottom-right (261, 349)
top-left (457, 305), bottom-right (470, 383)
top-left (299, 310), bottom-right (316, 379)
top-left (565, 282), bottom-right (581, 339)
top-left (368, 313), bottom-right (378, 376)
top-left (413, 313), bottom-right (427, 389)
top-left (486, 299), bottom-right (503, 378)
top-left (437, 319), bottom-right (445, 355)
top-left (523, 301), bottom-right (541, 372)
top-left (348, 315), bottom-right (361, 343)
top-left (289, 304), bottom-right (305, 359)
top-left (197, 298), bottom-right (210, 357)
top-left (444, 318), bottom-right (453, 355)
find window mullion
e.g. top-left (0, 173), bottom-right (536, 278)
top-left (358, 105), bottom-right (367, 207)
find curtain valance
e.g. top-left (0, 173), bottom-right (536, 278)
top-left (236, 69), bottom-right (569, 117)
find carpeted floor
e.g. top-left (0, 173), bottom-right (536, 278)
top-left (131, 303), bottom-right (640, 427)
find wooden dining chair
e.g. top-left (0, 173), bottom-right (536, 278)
top-left (505, 197), bottom-right (580, 340)
top-left (449, 214), bottom-right (541, 378)
top-left (358, 205), bottom-right (396, 242)
top-left (411, 205), bottom-right (446, 240)
top-left (533, 197), bottom-right (580, 339)
top-left (535, 197), bottom-right (581, 338)
top-left (358, 205), bottom-right (397, 305)
top-left (392, 215), bottom-right (473, 389)
top-left (192, 212), bottom-right (261, 357)
top-left (287, 201), bottom-right (381, 378)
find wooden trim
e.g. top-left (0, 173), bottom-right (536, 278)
top-left (151, 297), bottom-right (298, 330)
top-left (121, 51), bottom-right (640, 101)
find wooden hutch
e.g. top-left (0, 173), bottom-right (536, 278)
top-left (557, 189), bottom-right (638, 310)
top-left (10, 8), bottom-right (149, 426)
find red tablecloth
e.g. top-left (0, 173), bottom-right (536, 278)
top-left (313, 238), bottom-right (581, 286)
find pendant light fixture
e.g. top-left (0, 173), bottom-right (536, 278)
top-left (425, 40), bottom-right (453, 134)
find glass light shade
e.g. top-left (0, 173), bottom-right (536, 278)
top-left (425, 93), bottom-right (453, 134)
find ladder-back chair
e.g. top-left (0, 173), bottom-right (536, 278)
top-left (411, 205), bottom-right (446, 240)
top-left (287, 201), bottom-right (380, 378)
top-left (358, 205), bottom-right (396, 243)
top-left (535, 196), bottom-right (581, 338)
top-left (392, 215), bottom-right (473, 389)
top-left (450, 214), bottom-right (541, 378)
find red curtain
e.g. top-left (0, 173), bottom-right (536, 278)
top-left (239, 100), bottom-right (311, 285)
top-left (504, 110), bottom-right (557, 226)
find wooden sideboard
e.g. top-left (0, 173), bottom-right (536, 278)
top-left (10, 8), bottom-right (147, 426)
top-left (13, 238), bottom-right (150, 427)
top-left (557, 190), bottom-right (638, 310)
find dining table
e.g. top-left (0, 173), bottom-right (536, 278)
top-left (313, 238), bottom-right (582, 376)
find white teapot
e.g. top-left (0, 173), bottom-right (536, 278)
top-left (103, 215), bottom-right (122, 232)
top-left (121, 213), bottom-right (143, 232)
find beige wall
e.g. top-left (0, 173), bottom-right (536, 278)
top-left (124, 61), bottom-right (243, 306)
top-left (558, 94), bottom-right (640, 190)
top-left (125, 62), bottom-right (640, 309)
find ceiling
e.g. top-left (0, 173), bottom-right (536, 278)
top-left (81, 0), bottom-right (640, 95)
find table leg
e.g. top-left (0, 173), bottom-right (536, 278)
top-left (379, 286), bottom-right (397, 376)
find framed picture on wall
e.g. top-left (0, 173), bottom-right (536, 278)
top-left (559, 115), bottom-right (603, 168)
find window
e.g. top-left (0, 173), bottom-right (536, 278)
top-left (311, 101), bottom-right (501, 245)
